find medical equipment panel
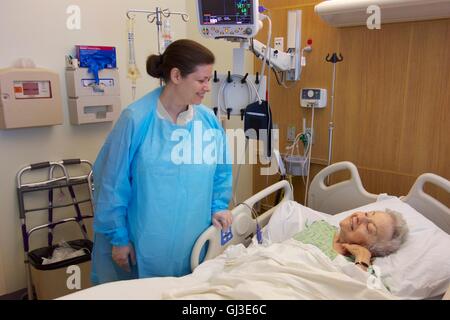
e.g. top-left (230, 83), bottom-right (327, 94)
top-left (197, 0), bottom-right (260, 39)
top-left (212, 72), bottom-right (266, 117)
top-left (300, 88), bottom-right (327, 108)
top-left (0, 68), bottom-right (63, 129)
top-left (65, 61), bottom-right (121, 125)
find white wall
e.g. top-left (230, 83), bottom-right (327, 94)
top-left (0, 0), bottom-right (186, 295)
top-left (0, 0), bottom-right (255, 295)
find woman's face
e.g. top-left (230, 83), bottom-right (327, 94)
top-left (173, 64), bottom-right (213, 105)
top-left (339, 211), bottom-right (395, 247)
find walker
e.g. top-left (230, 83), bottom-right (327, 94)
top-left (16, 159), bottom-right (94, 300)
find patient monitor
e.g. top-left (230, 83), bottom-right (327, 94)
top-left (0, 67), bottom-right (63, 129)
top-left (197, 0), bottom-right (260, 39)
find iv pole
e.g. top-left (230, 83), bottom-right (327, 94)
top-left (325, 52), bottom-right (343, 184)
top-left (126, 8), bottom-right (189, 86)
top-left (126, 8), bottom-right (189, 54)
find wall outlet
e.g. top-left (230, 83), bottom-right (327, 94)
top-left (274, 37), bottom-right (284, 52)
top-left (305, 127), bottom-right (314, 145)
top-left (287, 126), bottom-right (296, 142)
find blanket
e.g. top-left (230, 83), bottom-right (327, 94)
top-left (162, 239), bottom-right (397, 300)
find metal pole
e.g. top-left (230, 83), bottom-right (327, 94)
top-left (328, 62), bottom-right (337, 167)
top-left (325, 53), bottom-right (343, 185)
top-left (155, 7), bottom-right (162, 55)
top-left (126, 7), bottom-right (189, 88)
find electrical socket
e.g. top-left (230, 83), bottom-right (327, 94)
top-left (287, 126), bottom-right (296, 142)
top-left (305, 127), bottom-right (314, 145)
top-left (274, 37), bottom-right (284, 52)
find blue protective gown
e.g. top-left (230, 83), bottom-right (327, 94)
top-left (91, 87), bottom-right (232, 284)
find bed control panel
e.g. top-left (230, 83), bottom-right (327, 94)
top-left (221, 228), bottom-right (233, 246)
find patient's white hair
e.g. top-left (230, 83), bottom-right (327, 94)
top-left (368, 209), bottom-right (409, 257)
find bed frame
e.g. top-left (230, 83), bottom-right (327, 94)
top-left (191, 161), bottom-right (450, 271)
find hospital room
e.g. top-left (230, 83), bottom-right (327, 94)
top-left (0, 0), bottom-right (449, 303)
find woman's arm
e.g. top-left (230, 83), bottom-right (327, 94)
top-left (210, 127), bottom-right (232, 217)
top-left (93, 110), bottom-right (136, 246)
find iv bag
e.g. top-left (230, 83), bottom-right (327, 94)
top-left (161, 19), bottom-right (173, 52)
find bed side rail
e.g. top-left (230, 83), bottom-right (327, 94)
top-left (308, 161), bottom-right (378, 215)
top-left (191, 180), bottom-right (293, 271)
top-left (402, 173), bottom-right (450, 234)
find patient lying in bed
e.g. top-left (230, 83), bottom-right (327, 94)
top-left (274, 203), bottom-right (409, 271)
top-left (161, 201), bottom-right (410, 299)
top-left (59, 200), bottom-right (413, 300)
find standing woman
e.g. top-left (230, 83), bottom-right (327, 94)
top-left (91, 39), bottom-right (233, 284)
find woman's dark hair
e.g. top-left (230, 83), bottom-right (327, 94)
top-left (146, 39), bottom-right (215, 83)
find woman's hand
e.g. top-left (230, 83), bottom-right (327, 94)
top-left (341, 243), bottom-right (372, 268)
top-left (112, 243), bottom-right (136, 272)
top-left (212, 210), bottom-right (233, 230)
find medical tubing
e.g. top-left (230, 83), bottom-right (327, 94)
top-left (237, 201), bottom-right (263, 244)
top-left (127, 17), bottom-right (141, 100)
top-left (222, 75), bottom-right (252, 114)
top-left (236, 202), bottom-right (258, 220)
top-left (304, 104), bottom-right (316, 205)
top-left (219, 73), bottom-right (262, 116)
top-left (127, 18), bottom-right (137, 65)
top-left (259, 13), bottom-right (272, 83)
top-left (232, 140), bottom-right (249, 206)
top-left (264, 26), bottom-right (273, 195)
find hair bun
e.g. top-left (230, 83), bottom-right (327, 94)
top-left (146, 54), bottom-right (164, 78)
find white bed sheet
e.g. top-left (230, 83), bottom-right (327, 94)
top-left (161, 240), bottom-right (396, 300)
top-left (61, 232), bottom-right (396, 300)
top-left (59, 259), bottom-right (223, 300)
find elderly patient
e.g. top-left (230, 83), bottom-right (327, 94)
top-left (331, 209), bottom-right (409, 270)
top-left (266, 203), bottom-right (409, 271)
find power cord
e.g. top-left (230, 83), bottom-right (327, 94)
top-left (236, 202), bottom-right (263, 244)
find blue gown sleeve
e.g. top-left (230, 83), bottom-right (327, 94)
top-left (211, 127), bottom-right (233, 215)
top-left (92, 109), bottom-right (136, 246)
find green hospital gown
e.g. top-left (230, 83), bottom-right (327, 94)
top-left (292, 220), bottom-right (338, 260)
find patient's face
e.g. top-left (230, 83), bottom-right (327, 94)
top-left (338, 211), bottom-right (395, 247)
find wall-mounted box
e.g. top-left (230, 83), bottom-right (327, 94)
top-left (0, 68), bottom-right (63, 129)
top-left (65, 66), bottom-right (121, 125)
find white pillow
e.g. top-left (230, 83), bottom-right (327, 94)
top-left (328, 196), bottom-right (450, 299)
top-left (264, 198), bottom-right (450, 299)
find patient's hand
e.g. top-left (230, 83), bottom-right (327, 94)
top-left (341, 243), bottom-right (372, 266)
top-left (112, 244), bottom-right (136, 272)
top-left (212, 210), bottom-right (233, 230)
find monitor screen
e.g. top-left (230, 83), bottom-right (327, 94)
top-left (199, 0), bottom-right (254, 25)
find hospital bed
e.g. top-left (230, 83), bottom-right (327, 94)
top-left (60, 161), bottom-right (450, 300)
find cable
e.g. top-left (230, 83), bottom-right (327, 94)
top-left (232, 140), bottom-right (249, 206)
top-left (236, 202), bottom-right (258, 220)
top-left (236, 201), bottom-right (263, 244)
top-left (258, 13), bottom-right (272, 86)
top-left (218, 73), bottom-right (262, 117)
top-left (303, 103), bottom-right (316, 206)
top-left (127, 17), bottom-right (141, 101)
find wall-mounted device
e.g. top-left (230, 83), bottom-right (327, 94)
top-left (197, 0), bottom-right (260, 39)
top-left (65, 58), bottom-right (121, 125)
top-left (0, 67), bottom-right (63, 129)
top-left (300, 88), bottom-right (327, 108)
top-left (212, 72), bottom-right (266, 118)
